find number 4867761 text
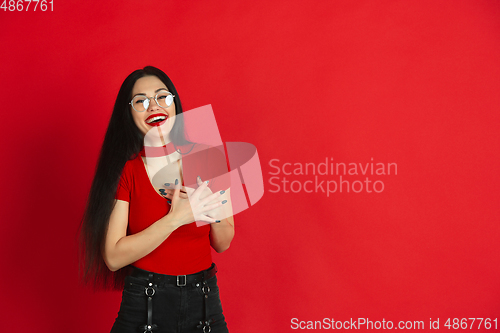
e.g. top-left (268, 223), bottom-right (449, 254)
top-left (1, 0), bottom-right (54, 11)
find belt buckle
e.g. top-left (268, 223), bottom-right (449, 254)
top-left (177, 275), bottom-right (186, 286)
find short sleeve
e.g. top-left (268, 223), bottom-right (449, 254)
top-left (115, 160), bottom-right (132, 202)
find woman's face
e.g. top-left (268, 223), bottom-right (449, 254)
top-left (130, 75), bottom-right (176, 137)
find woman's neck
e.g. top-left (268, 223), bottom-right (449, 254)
top-left (143, 126), bottom-right (172, 147)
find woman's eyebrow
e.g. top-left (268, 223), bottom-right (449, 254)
top-left (132, 88), bottom-right (169, 98)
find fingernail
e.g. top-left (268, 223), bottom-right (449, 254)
top-left (164, 183), bottom-right (170, 186)
top-left (167, 201), bottom-right (172, 204)
top-left (219, 190), bottom-right (225, 194)
top-left (197, 176), bottom-right (201, 181)
top-left (215, 220), bottom-right (221, 223)
top-left (159, 189), bottom-right (165, 192)
top-left (205, 180), bottom-right (209, 184)
top-left (222, 200), bottom-right (227, 204)
top-left (175, 179), bottom-right (179, 185)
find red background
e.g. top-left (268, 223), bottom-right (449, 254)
top-left (1, 0), bottom-right (499, 332)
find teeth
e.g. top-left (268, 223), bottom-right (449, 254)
top-left (146, 115), bottom-right (167, 124)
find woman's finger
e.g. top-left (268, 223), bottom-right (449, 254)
top-left (192, 180), bottom-right (209, 201)
top-left (162, 187), bottom-right (187, 194)
top-left (172, 178), bottom-right (181, 201)
top-left (160, 192), bottom-right (188, 199)
top-left (197, 214), bottom-right (220, 224)
top-left (161, 192), bottom-right (173, 199)
top-left (200, 200), bottom-right (226, 213)
top-left (199, 189), bottom-right (225, 207)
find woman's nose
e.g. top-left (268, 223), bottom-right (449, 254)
top-left (146, 97), bottom-right (161, 111)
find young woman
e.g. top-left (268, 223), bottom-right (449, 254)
top-left (79, 66), bottom-right (234, 333)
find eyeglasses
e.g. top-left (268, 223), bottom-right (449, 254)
top-left (129, 91), bottom-right (175, 112)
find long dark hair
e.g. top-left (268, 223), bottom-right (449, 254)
top-left (79, 66), bottom-right (190, 290)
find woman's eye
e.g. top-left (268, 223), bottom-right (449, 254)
top-left (158, 95), bottom-right (167, 100)
top-left (135, 99), bottom-right (145, 104)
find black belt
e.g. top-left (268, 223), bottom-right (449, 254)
top-left (131, 263), bottom-right (217, 287)
top-left (133, 263), bottom-right (218, 332)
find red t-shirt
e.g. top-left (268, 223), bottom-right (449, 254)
top-left (114, 144), bottom-right (229, 275)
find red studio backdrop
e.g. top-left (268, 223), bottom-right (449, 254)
top-left (1, 1), bottom-right (499, 332)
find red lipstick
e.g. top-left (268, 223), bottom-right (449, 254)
top-left (145, 113), bottom-right (168, 127)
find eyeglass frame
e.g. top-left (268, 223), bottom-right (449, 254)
top-left (129, 91), bottom-right (176, 112)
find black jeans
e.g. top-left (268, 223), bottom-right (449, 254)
top-left (110, 267), bottom-right (229, 333)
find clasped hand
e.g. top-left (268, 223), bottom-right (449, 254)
top-left (160, 178), bottom-right (225, 226)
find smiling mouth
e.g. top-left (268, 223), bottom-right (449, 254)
top-left (146, 114), bottom-right (168, 126)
